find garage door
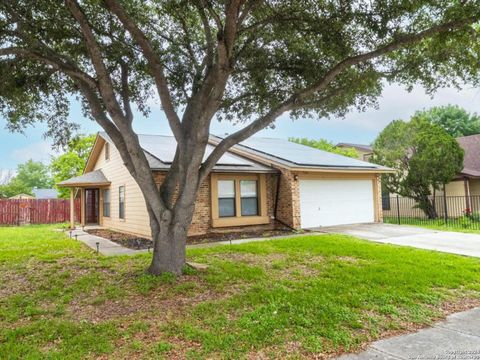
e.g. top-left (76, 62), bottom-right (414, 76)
top-left (299, 179), bottom-right (375, 228)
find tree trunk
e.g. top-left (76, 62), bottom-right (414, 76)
top-left (418, 196), bottom-right (438, 219)
top-left (148, 221), bottom-right (187, 275)
top-left (147, 204), bottom-right (196, 275)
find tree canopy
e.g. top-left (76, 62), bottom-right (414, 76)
top-left (414, 105), bottom-right (480, 137)
top-left (372, 117), bottom-right (464, 218)
top-left (1, 1), bottom-right (480, 274)
top-left (289, 138), bottom-right (358, 158)
top-left (0, 160), bottom-right (53, 198)
top-left (50, 134), bottom-right (96, 198)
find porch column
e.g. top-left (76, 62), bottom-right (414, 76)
top-left (70, 188), bottom-right (75, 229)
top-left (80, 188), bottom-right (85, 226)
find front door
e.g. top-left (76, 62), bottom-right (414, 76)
top-left (85, 189), bottom-right (99, 224)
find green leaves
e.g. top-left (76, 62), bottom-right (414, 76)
top-left (372, 116), bottom-right (464, 214)
top-left (1, 1), bottom-right (480, 142)
top-left (289, 138), bottom-right (359, 158)
top-left (50, 134), bottom-right (96, 198)
top-left (414, 105), bottom-right (480, 137)
top-left (0, 160), bottom-right (53, 198)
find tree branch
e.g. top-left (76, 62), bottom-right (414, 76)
top-left (200, 16), bottom-right (478, 181)
top-left (103, 0), bottom-right (183, 142)
top-left (65, 0), bottom-right (126, 122)
top-left (119, 61), bottom-right (133, 123)
top-left (0, 47), bottom-right (97, 88)
top-left (194, 2), bottom-right (214, 68)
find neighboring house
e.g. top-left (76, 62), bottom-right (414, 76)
top-left (9, 193), bottom-right (34, 200)
top-left (336, 143), bottom-right (373, 161)
top-left (383, 133), bottom-right (480, 216)
top-left (32, 188), bottom-right (58, 199)
top-left (59, 132), bottom-right (391, 237)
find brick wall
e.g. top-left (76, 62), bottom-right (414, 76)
top-left (153, 172), bottom-right (281, 236)
top-left (274, 169), bottom-right (301, 229)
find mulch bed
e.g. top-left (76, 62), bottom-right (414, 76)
top-left (86, 227), bottom-right (297, 250)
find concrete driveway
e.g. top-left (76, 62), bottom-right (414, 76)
top-left (338, 307), bottom-right (480, 360)
top-left (321, 223), bottom-right (480, 257)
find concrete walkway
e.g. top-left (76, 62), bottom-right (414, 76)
top-left (67, 228), bottom-right (320, 256)
top-left (338, 307), bottom-right (480, 359)
top-left (322, 223), bottom-right (480, 258)
top-left (68, 229), bottom-right (146, 256)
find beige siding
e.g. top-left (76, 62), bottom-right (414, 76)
top-left (383, 179), bottom-right (470, 218)
top-left (469, 179), bottom-right (480, 196)
top-left (441, 180), bottom-right (466, 197)
top-left (467, 179), bottom-right (480, 213)
top-left (93, 142), bottom-right (152, 238)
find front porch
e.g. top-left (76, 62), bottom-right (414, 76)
top-left (58, 169), bottom-right (111, 229)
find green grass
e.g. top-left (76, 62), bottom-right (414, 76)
top-left (384, 216), bottom-right (480, 233)
top-left (1, 225), bottom-right (479, 359)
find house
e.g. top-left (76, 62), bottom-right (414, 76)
top-left (32, 188), bottom-right (58, 199)
top-left (58, 132), bottom-right (391, 237)
top-left (336, 143), bottom-right (373, 161)
top-left (9, 193), bottom-right (34, 200)
top-left (382, 133), bottom-right (480, 216)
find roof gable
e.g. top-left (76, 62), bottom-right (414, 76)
top-left (83, 132), bottom-right (275, 174)
top-left (84, 133), bottom-right (106, 173)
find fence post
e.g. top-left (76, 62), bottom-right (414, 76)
top-left (443, 184), bottom-right (448, 224)
top-left (396, 195), bottom-right (401, 225)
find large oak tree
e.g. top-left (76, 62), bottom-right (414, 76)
top-left (1, 1), bottom-right (480, 274)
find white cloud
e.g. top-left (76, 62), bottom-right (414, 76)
top-left (10, 141), bottom-right (59, 164)
top-left (339, 84), bottom-right (480, 132)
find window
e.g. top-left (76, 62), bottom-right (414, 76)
top-left (211, 174), bottom-right (268, 228)
top-left (382, 190), bottom-right (391, 211)
top-left (240, 180), bottom-right (258, 216)
top-left (105, 142), bottom-right (110, 160)
top-left (119, 186), bottom-right (125, 219)
top-left (218, 180), bottom-right (235, 217)
top-left (103, 189), bottom-right (110, 217)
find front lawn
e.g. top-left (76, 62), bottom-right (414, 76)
top-left (1, 226), bottom-right (479, 359)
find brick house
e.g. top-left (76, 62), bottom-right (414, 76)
top-left (59, 132), bottom-right (391, 238)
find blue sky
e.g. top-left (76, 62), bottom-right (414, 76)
top-left (1, 82), bottom-right (480, 171)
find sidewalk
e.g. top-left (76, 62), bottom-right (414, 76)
top-left (338, 308), bottom-right (480, 359)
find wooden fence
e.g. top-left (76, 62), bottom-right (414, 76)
top-left (0, 199), bottom-right (81, 225)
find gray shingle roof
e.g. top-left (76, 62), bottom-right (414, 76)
top-left (457, 134), bottom-right (480, 178)
top-left (211, 135), bottom-right (390, 171)
top-left (58, 169), bottom-right (110, 187)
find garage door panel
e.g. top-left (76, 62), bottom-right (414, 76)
top-left (299, 179), bottom-right (375, 228)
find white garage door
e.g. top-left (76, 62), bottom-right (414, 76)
top-left (299, 179), bottom-right (375, 228)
